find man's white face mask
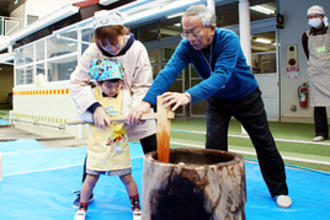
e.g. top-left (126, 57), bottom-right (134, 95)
top-left (308, 18), bottom-right (322, 28)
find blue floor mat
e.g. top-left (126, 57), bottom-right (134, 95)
top-left (0, 119), bottom-right (10, 125)
top-left (0, 139), bottom-right (329, 220)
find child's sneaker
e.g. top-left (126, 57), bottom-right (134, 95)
top-left (133, 208), bottom-right (142, 220)
top-left (74, 209), bottom-right (87, 220)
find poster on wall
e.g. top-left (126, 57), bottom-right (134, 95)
top-left (286, 45), bottom-right (299, 79)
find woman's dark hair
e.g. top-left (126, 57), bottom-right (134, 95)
top-left (94, 25), bottom-right (129, 47)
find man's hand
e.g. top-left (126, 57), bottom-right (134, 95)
top-left (128, 101), bottom-right (151, 124)
top-left (162, 92), bottom-right (191, 111)
top-left (93, 106), bottom-right (111, 129)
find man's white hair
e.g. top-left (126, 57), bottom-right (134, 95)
top-left (182, 4), bottom-right (216, 27)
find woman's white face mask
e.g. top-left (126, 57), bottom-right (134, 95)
top-left (308, 18), bottom-right (322, 28)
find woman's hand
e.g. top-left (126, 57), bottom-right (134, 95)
top-left (128, 101), bottom-right (151, 125)
top-left (161, 92), bottom-right (191, 111)
top-left (93, 106), bottom-right (111, 129)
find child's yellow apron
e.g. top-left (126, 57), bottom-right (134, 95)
top-left (86, 88), bottom-right (131, 172)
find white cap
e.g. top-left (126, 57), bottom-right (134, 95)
top-left (307, 5), bottom-right (325, 16)
top-left (92, 10), bottom-right (126, 30)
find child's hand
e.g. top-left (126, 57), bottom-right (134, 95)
top-left (93, 107), bottom-right (111, 129)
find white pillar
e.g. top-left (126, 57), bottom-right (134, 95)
top-left (207, 0), bottom-right (215, 15)
top-left (207, 0), bottom-right (215, 10)
top-left (239, 0), bottom-right (251, 66)
top-left (239, 0), bottom-right (251, 135)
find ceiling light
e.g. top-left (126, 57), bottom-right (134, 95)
top-left (254, 38), bottom-right (272, 44)
top-left (250, 5), bottom-right (275, 15)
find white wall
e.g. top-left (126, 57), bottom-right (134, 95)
top-left (278, 0), bottom-right (330, 123)
top-left (10, 3), bottom-right (25, 26)
top-left (255, 73), bottom-right (279, 121)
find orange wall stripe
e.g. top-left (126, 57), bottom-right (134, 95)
top-left (12, 89), bottom-right (70, 95)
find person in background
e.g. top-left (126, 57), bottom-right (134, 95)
top-left (301, 5), bottom-right (329, 142)
top-left (74, 59), bottom-right (141, 220)
top-left (69, 10), bottom-right (156, 208)
top-left (129, 4), bottom-right (292, 208)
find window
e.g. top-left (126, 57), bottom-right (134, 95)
top-left (47, 31), bottom-right (77, 59)
top-left (46, 30), bottom-right (78, 82)
top-left (81, 28), bottom-right (94, 54)
top-left (130, 28), bottom-right (138, 40)
top-left (148, 49), bottom-right (162, 79)
top-left (16, 45), bottom-right (34, 66)
top-left (216, 3), bottom-right (239, 27)
top-left (159, 17), bottom-right (181, 39)
top-left (140, 22), bottom-right (158, 42)
top-left (190, 77), bottom-right (206, 116)
top-left (16, 65), bottom-right (33, 85)
top-left (163, 46), bottom-right (185, 115)
top-left (47, 55), bottom-right (77, 82)
top-left (36, 63), bottom-right (46, 76)
top-left (251, 31), bottom-right (276, 52)
top-left (36, 40), bottom-right (45, 62)
top-left (251, 31), bottom-right (276, 74)
top-left (252, 53), bottom-right (276, 74)
top-left (14, 30), bottom-right (80, 85)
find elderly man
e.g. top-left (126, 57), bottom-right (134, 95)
top-left (129, 4), bottom-right (292, 208)
top-left (301, 5), bottom-right (329, 142)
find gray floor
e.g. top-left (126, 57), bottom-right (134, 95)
top-left (0, 125), bottom-right (87, 148)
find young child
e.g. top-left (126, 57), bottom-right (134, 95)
top-left (74, 58), bottom-right (141, 220)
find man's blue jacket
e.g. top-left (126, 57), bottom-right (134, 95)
top-left (143, 27), bottom-right (258, 106)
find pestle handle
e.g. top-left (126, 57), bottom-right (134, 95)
top-left (68, 95), bottom-right (175, 164)
top-left (67, 113), bottom-right (159, 125)
top-left (156, 96), bottom-right (173, 163)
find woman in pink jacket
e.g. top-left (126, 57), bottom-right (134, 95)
top-left (69, 10), bottom-right (156, 208)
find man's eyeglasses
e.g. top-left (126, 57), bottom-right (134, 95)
top-left (181, 31), bottom-right (202, 39)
